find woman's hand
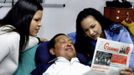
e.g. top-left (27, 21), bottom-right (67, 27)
top-left (120, 68), bottom-right (133, 75)
top-left (36, 37), bottom-right (48, 43)
top-left (39, 37), bottom-right (48, 42)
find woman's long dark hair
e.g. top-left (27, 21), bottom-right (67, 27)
top-left (0, 0), bottom-right (43, 50)
top-left (75, 8), bottom-right (114, 59)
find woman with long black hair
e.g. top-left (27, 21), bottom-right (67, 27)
top-left (0, 0), bottom-right (43, 74)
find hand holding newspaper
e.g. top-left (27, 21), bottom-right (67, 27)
top-left (91, 38), bottom-right (133, 73)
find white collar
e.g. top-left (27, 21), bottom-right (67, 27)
top-left (56, 57), bottom-right (80, 64)
top-left (0, 25), bottom-right (15, 34)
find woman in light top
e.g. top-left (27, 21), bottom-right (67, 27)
top-left (0, 0), bottom-right (43, 74)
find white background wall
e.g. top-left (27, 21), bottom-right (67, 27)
top-left (0, 0), bottom-right (133, 40)
top-left (38, 0), bottom-right (109, 40)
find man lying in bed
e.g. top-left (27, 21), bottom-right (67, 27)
top-left (31, 33), bottom-right (133, 75)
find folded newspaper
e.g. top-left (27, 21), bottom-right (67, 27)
top-left (91, 38), bottom-right (133, 72)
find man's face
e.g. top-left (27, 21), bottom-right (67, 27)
top-left (50, 35), bottom-right (76, 61)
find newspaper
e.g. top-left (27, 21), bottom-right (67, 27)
top-left (91, 38), bottom-right (133, 72)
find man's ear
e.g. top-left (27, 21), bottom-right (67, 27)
top-left (49, 48), bottom-right (55, 55)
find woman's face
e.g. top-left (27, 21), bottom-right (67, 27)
top-left (81, 15), bottom-right (102, 40)
top-left (29, 10), bottom-right (43, 36)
